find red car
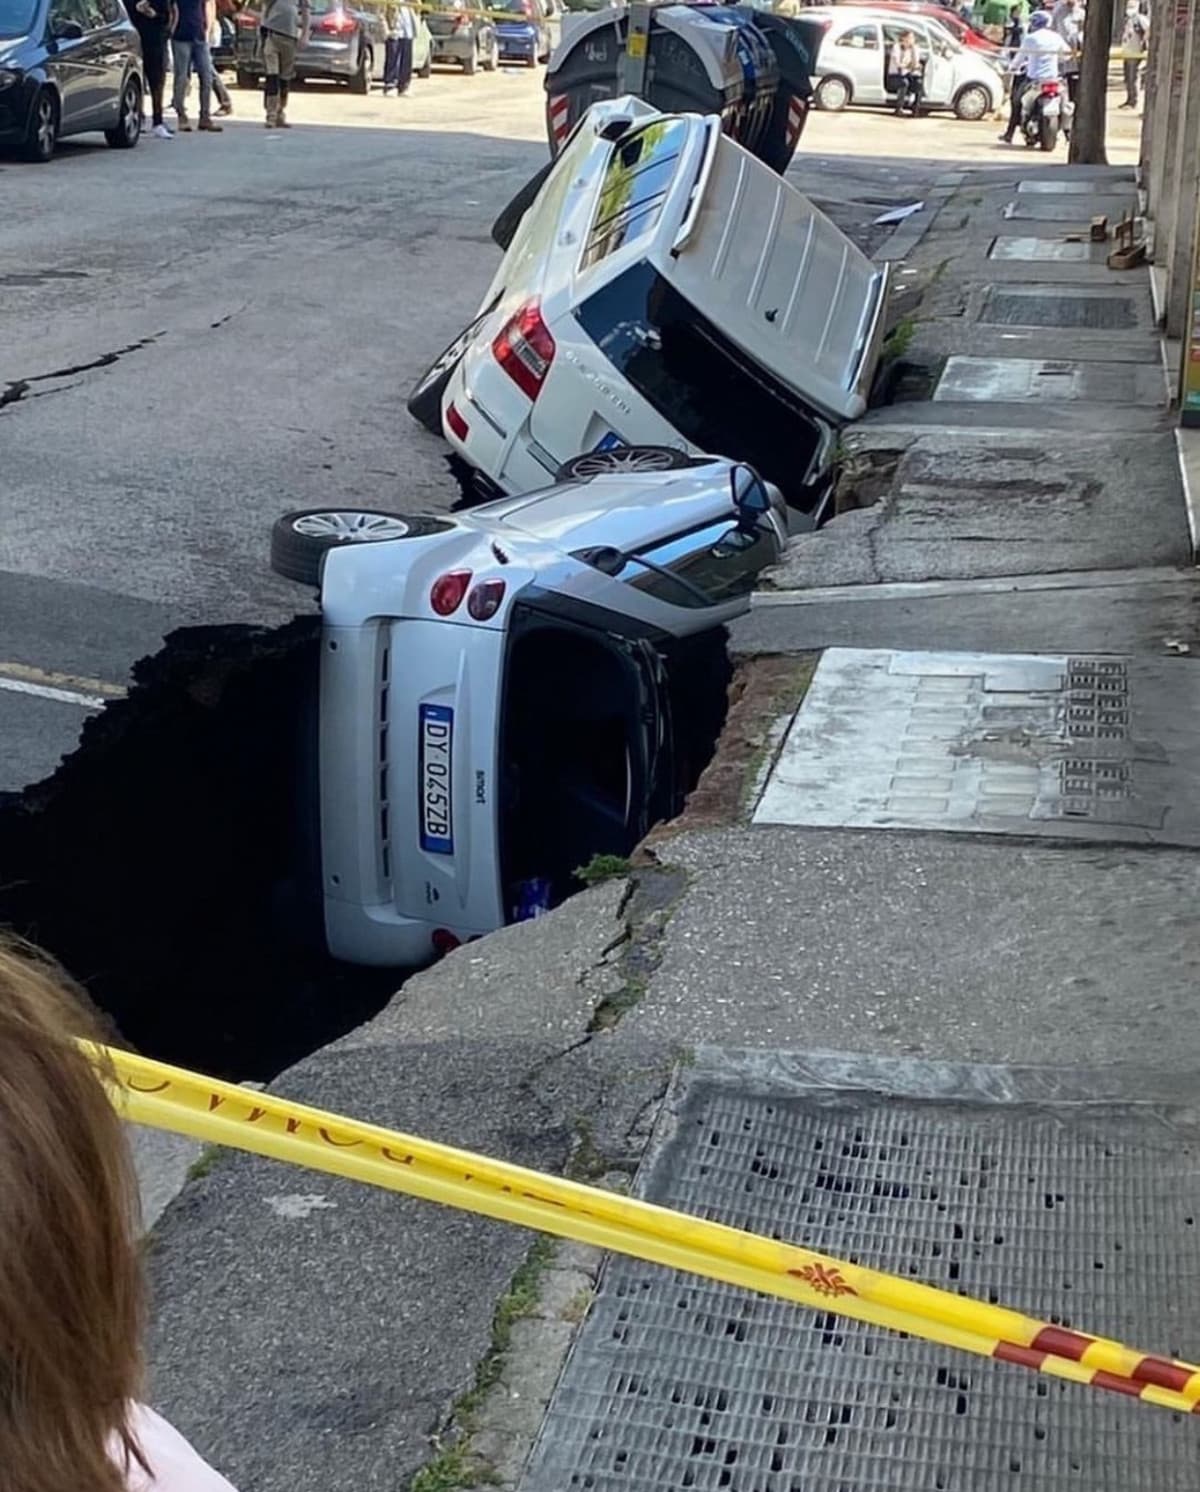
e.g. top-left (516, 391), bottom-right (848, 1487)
top-left (834, 0), bottom-right (1002, 54)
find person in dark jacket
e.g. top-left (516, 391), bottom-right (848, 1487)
top-left (126, 0), bottom-right (172, 135)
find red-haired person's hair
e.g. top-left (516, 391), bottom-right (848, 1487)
top-left (0, 940), bottom-right (150, 1492)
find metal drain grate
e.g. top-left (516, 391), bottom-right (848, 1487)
top-left (982, 291), bottom-right (1137, 330)
top-left (522, 1078), bottom-right (1200, 1492)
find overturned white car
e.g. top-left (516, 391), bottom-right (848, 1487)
top-left (270, 457), bottom-right (786, 967)
top-left (408, 95), bottom-right (890, 522)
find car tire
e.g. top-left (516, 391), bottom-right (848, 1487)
top-left (954, 83), bottom-right (990, 121)
top-left (814, 75), bottom-right (850, 112)
top-left (420, 51), bottom-right (432, 77)
top-left (407, 311), bottom-right (492, 434)
top-left (236, 67), bottom-right (257, 89)
top-left (482, 35), bottom-right (498, 71)
top-left (556, 445), bottom-right (698, 481)
top-left (350, 45), bottom-right (371, 93)
top-left (463, 46), bottom-right (477, 74)
top-left (270, 510), bottom-right (453, 587)
top-left (105, 76), bottom-right (142, 149)
top-left (22, 88), bottom-right (58, 163)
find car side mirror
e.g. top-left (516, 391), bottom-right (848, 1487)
top-left (52, 16), bottom-right (84, 36)
top-left (731, 463), bottom-right (771, 527)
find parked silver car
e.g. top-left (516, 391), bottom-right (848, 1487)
top-left (232, 0), bottom-right (432, 91)
top-left (808, 7), bottom-right (1001, 118)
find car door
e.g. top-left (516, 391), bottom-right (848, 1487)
top-left (43, 0), bottom-right (93, 131)
top-left (828, 20), bottom-right (883, 103)
top-left (91, 0), bottom-right (133, 128)
top-left (914, 20), bottom-right (956, 102)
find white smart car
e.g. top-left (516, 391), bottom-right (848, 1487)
top-left (270, 456), bottom-right (786, 967)
top-left (408, 95), bottom-right (889, 523)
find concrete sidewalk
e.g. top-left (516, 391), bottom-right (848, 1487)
top-left (144, 165), bottom-right (1200, 1492)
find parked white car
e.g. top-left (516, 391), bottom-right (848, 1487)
top-left (269, 457), bottom-right (787, 967)
top-left (808, 8), bottom-right (1002, 119)
top-left (408, 95), bottom-right (889, 524)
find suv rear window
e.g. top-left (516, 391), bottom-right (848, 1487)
top-left (581, 120), bottom-right (688, 270)
top-left (574, 262), bottom-right (823, 504)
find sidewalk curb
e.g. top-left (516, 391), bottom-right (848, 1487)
top-left (1151, 263), bottom-right (1200, 561)
top-left (873, 170), bottom-right (966, 264)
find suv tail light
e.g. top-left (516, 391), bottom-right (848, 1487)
top-left (467, 579), bottom-right (506, 620)
top-left (316, 11), bottom-right (356, 32)
top-left (491, 300), bottom-right (556, 401)
top-left (431, 570), bottom-right (472, 615)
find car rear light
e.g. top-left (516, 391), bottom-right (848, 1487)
top-left (430, 570), bottom-right (472, 615)
top-left (445, 401), bottom-right (469, 441)
top-left (432, 928), bottom-right (460, 955)
top-left (316, 11), bottom-right (356, 31)
top-left (467, 579), bottom-right (506, 620)
top-left (491, 300), bottom-right (556, 401)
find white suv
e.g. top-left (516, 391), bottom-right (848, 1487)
top-left (270, 458), bottom-right (787, 967)
top-left (409, 96), bottom-right (889, 522)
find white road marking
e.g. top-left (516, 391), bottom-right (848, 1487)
top-left (0, 661), bottom-right (127, 709)
top-left (0, 676), bottom-right (110, 709)
top-left (264, 1193), bottom-right (339, 1219)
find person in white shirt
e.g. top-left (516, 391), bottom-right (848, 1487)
top-left (1119, 0), bottom-right (1149, 107)
top-left (383, 1), bottom-right (417, 95)
top-left (0, 942), bottom-right (241, 1492)
top-left (1000, 9), bottom-right (1069, 141)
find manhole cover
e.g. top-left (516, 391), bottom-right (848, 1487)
top-left (982, 290), bottom-right (1137, 330)
top-left (521, 1056), bottom-right (1200, 1492)
top-left (1002, 198), bottom-right (1133, 223)
top-left (751, 649), bottom-right (1200, 844)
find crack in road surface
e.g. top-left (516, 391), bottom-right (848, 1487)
top-left (0, 332), bottom-right (163, 411)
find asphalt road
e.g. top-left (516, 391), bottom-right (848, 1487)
top-left (2, 74), bottom-right (1122, 791)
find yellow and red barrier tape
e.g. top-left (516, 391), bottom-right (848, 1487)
top-left (99, 1042), bottom-right (1200, 1417)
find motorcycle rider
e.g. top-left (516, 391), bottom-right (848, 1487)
top-left (999, 8), bottom-right (1070, 144)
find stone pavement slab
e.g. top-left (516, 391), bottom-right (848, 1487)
top-left (752, 648), bottom-right (1200, 846)
top-left (734, 569), bottom-right (1200, 658)
top-left (768, 429), bottom-right (1190, 589)
top-left (615, 827), bottom-right (1200, 1071)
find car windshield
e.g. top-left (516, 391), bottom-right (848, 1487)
top-left (575, 261), bottom-right (824, 507)
top-left (0, 0), bottom-right (37, 37)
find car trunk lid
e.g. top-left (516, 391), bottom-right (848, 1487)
top-left (657, 132), bottom-right (888, 424)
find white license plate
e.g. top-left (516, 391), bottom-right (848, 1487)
top-left (419, 703), bottom-right (453, 854)
top-left (1042, 98), bottom-right (1061, 117)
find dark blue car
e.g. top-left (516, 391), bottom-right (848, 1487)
top-left (0, 0), bottom-right (142, 161)
top-left (494, 0), bottom-right (559, 66)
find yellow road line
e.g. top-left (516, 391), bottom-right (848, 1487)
top-left (0, 660), bottom-right (126, 702)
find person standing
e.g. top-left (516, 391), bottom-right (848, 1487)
top-left (171, 0), bottom-right (224, 131)
top-left (127, 0), bottom-right (172, 135)
top-left (1051, 0), bottom-right (1081, 103)
top-left (1119, 0), bottom-right (1149, 107)
top-left (204, 7), bottom-right (235, 115)
top-left (260, 0), bottom-right (310, 128)
top-left (382, 1), bottom-right (415, 95)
